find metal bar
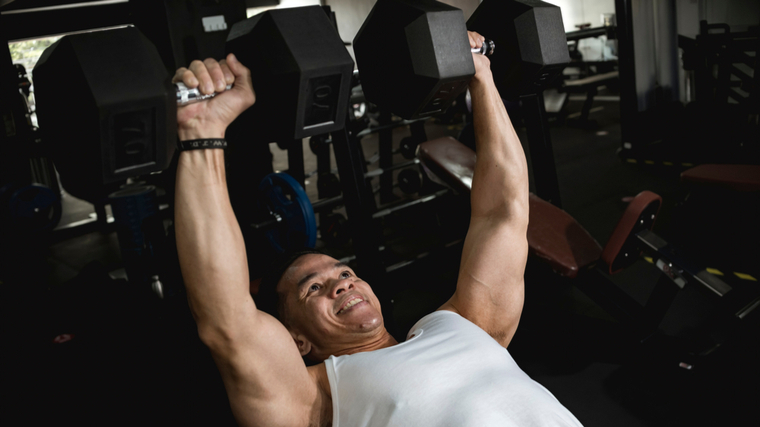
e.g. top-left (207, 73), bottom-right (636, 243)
top-left (379, 111), bottom-right (394, 204)
top-left (636, 229), bottom-right (733, 297)
top-left (736, 295), bottom-right (760, 320)
top-left (372, 189), bottom-right (448, 219)
top-left (520, 92), bottom-right (562, 207)
top-left (355, 118), bottom-right (425, 138)
top-left (311, 194), bottom-right (344, 212)
top-left (365, 159), bottom-right (420, 178)
top-left (1, 1), bottom-right (132, 41)
top-left (614, 0), bottom-right (640, 153)
top-left (286, 139), bottom-right (305, 188)
top-left (565, 26), bottom-right (611, 42)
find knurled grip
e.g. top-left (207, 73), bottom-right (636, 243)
top-left (176, 82), bottom-right (234, 106)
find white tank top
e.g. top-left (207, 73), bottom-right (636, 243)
top-left (324, 310), bottom-right (583, 427)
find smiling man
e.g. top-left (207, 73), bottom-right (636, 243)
top-left (174, 32), bottom-right (582, 427)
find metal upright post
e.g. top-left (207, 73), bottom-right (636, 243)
top-left (331, 127), bottom-right (385, 278)
top-left (521, 92), bottom-right (562, 208)
top-left (378, 111), bottom-right (394, 204)
top-left (286, 139), bottom-right (305, 188)
top-left (614, 0), bottom-right (640, 154)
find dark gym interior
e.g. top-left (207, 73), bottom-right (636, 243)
top-left (1, 0), bottom-right (758, 426)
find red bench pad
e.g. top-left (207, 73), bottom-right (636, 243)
top-left (417, 136), bottom-right (602, 278)
top-left (418, 137), bottom-right (476, 194)
top-left (528, 194), bottom-right (603, 278)
top-left (680, 164), bottom-right (760, 192)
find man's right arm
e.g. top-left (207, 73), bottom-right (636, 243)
top-left (173, 55), bottom-right (324, 426)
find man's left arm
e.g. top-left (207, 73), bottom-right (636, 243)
top-left (439, 33), bottom-right (530, 347)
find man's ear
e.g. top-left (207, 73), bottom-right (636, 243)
top-left (290, 330), bottom-right (313, 357)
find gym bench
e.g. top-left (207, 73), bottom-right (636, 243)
top-left (559, 70), bottom-right (619, 128)
top-left (417, 137), bottom-right (758, 352)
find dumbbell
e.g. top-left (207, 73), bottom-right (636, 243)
top-left (353, 0), bottom-right (570, 119)
top-left (399, 137), bottom-right (419, 160)
top-left (33, 6), bottom-right (354, 202)
top-left (397, 168), bottom-right (423, 195)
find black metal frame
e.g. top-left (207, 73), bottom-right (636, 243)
top-left (330, 125), bottom-right (385, 278)
top-left (521, 92), bottom-right (563, 208)
top-left (0, 1), bottom-right (132, 42)
top-left (614, 0), bottom-right (640, 155)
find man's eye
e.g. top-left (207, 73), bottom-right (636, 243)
top-left (308, 284), bottom-right (320, 292)
top-left (340, 271), bottom-right (351, 279)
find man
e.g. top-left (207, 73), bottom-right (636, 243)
top-left (173, 32), bottom-right (582, 426)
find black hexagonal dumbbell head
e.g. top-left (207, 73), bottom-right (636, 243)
top-left (467, 0), bottom-right (570, 100)
top-left (354, 0), bottom-right (474, 120)
top-left (226, 6), bottom-right (355, 141)
top-left (33, 27), bottom-right (176, 202)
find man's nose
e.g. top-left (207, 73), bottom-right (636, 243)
top-left (331, 279), bottom-right (353, 297)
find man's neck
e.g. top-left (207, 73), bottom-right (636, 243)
top-left (346, 329), bottom-right (399, 355)
top-left (319, 329), bottom-right (399, 360)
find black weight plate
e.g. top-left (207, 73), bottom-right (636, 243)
top-left (398, 168), bottom-right (422, 194)
top-left (400, 137), bottom-right (418, 160)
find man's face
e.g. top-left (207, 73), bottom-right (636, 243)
top-left (276, 254), bottom-right (385, 359)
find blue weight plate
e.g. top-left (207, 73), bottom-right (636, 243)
top-left (9, 183), bottom-right (62, 232)
top-left (258, 173), bottom-right (317, 252)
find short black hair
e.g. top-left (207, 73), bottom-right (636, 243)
top-left (255, 248), bottom-right (325, 324)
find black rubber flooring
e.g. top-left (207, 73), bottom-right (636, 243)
top-left (2, 95), bottom-right (758, 426)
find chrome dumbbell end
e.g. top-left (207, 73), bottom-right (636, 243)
top-left (470, 39), bottom-right (495, 56)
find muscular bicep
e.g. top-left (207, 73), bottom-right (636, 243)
top-left (205, 306), bottom-right (321, 427)
top-left (440, 216), bottom-right (528, 347)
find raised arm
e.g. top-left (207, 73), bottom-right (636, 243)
top-left (439, 33), bottom-right (530, 347)
top-left (173, 55), bottom-right (325, 426)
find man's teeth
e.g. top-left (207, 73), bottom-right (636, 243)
top-left (339, 298), bottom-right (362, 313)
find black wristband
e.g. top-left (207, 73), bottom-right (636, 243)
top-left (178, 138), bottom-right (227, 151)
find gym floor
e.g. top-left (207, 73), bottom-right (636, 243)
top-left (3, 92), bottom-right (758, 426)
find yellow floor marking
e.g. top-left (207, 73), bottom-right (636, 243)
top-left (663, 161), bottom-right (674, 166)
top-left (644, 257), bottom-right (653, 263)
top-left (682, 163), bottom-right (694, 167)
top-left (734, 272), bottom-right (757, 281)
top-left (645, 160), bottom-right (655, 165)
top-left (627, 159), bottom-right (637, 164)
top-left (706, 268), bottom-right (724, 276)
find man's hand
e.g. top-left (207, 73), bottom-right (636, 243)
top-left (467, 31), bottom-right (492, 84)
top-left (172, 53), bottom-right (256, 140)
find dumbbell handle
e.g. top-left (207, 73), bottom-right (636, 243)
top-left (176, 82), bottom-right (234, 106)
top-left (471, 39), bottom-right (495, 56)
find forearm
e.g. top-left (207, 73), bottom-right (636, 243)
top-left (469, 71), bottom-right (529, 222)
top-left (175, 148), bottom-right (254, 341)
